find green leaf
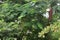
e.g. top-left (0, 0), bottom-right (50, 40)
top-left (37, 22), bottom-right (43, 29)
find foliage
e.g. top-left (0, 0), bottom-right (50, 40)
top-left (0, 0), bottom-right (60, 40)
top-left (38, 21), bottom-right (60, 40)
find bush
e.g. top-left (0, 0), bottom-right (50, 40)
top-left (0, 0), bottom-right (60, 40)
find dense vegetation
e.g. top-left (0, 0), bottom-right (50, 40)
top-left (0, 0), bottom-right (60, 40)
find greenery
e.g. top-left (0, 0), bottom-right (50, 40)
top-left (0, 0), bottom-right (60, 40)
